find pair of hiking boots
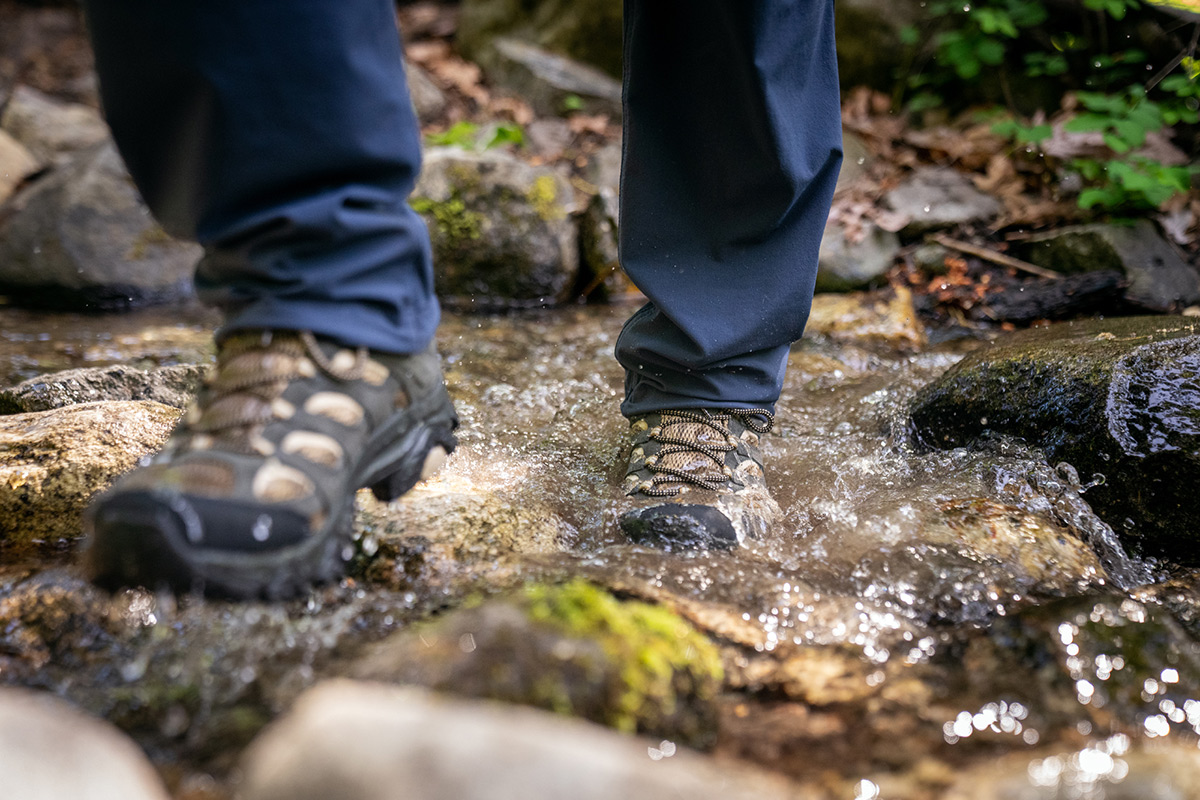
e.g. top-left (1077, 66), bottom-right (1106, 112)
top-left (85, 330), bottom-right (780, 599)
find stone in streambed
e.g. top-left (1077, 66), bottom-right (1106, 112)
top-left (0, 363), bottom-right (208, 414)
top-left (484, 37), bottom-right (622, 119)
top-left (0, 400), bottom-right (179, 549)
top-left (910, 316), bottom-right (1200, 562)
top-left (352, 580), bottom-right (723, 748)
top-left (883, 167), bottom-right (1002, 235)
top-left (0, 128), bottom-right (39, 204)
top-left (0, 687), bottom-right (170, 800)
top-left (806, 286), bottom-right (926, 350)
top-left (413, 147), bottom-right (578, 308)
top-left (0, 141), bottom-right (201, 310)
top-left (0, 84), bottom-right (110, 166)
top-left (815, 219), bottom-right (900, 292)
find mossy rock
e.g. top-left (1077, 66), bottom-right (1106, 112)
top-left (353, 580), bottom-right (723, 747)
top-left (910, 316), bottom-right (1200, 562)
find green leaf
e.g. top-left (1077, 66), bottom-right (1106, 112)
top-left (425, 121), bottom-right (479, 148)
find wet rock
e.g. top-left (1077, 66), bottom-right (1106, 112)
top-left (1019, 220), bottom-right (1200, 312)
top-left (457, 0), bottom-right (623, 79)
top-left (0, 570), bottom-right (118, 673)
top-left (353, 580), bottom-right (723, 746)
top-left (483, 37), bottom-right (623, 119)
top-left (0, 141), bottom-right (202, 311)
top-left (0, 687), bottom-right (170, 800)
top-left (910, 316), bottom-right (1200, 562)
top-left (816, 220), bottom-right (900, 292)
top-left (578, 190), bottom-right (625, 301)
top-left (413, 147), bottom-right (578, 308)
top-left (0, 400), bottom-right (179, 549)
top-left (884, 167), bottom-right (1002, 235)
top-left (0, 128), bottom-right (39, 204)
top-left (403, 61), bottom-right (448, 123)
top-left (806, 286), bottom-right (927, 350)
top-left (0, 84), bottom-right (110, 166)
top-left (241, 680), bottom-right (796, 800)
top-left (0, 363), bottom-right (208, 414)
top-left (942, 741), bottom-right (1200, 800)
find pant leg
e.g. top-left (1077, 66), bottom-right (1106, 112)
top-left (616, 0), bottom-right (842, 417)
top-left (81, 0), bottom-right (438, 354)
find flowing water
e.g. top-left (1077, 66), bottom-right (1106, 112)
top-left (1, 301), bottom-right (1198, 798)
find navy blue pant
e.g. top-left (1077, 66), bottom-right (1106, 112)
top-left (82, 0), bottom-right (841, 416)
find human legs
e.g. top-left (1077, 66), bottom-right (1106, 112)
top-left (82, 0), bottom-right (457, 597)
top-left (616, 0), bottom-right (841, 546)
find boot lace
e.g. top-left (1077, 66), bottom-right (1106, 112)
top-left (638, 408), bottom-right (773, 497)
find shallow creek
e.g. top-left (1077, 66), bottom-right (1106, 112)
top-left (1, 302), bottom-right (1198, 799)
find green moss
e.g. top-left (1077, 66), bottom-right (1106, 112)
top-left (411, 197), bottom-right (484, 243)
top-left (525, 175), bottom-right (565, 223)
top-left (521, 580), bottom-right (723, 735)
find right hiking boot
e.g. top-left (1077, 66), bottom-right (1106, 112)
top-left (84, 329), bottom-right (458, 599)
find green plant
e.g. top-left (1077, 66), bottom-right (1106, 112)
top-left (425, 121), bottom-right (526, 150)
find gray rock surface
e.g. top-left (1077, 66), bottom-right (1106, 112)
top-left (0, 363), bottom-right (208, 414)
top-left (0, 687), bottom-right (170, 800)
top-left (884, 167), bottom-right (1002, 235)
top-left (816, 220), bottom-right (900, 292)
top-left (413, 147), bottom-right (578, 308)
top-left (403, 62), bottom-right (448, 122)
top-left (240, 680), bottom-right (798, 800)
top-left (457, 0), bottom-right (623, 78)
top-left (0, 128), bottom-right (39, 204)
top-left (0, 141), bottom-right (201, 310)
top-left (0, 400), bottom-right (179, 548)
top-left (910, 316), bottom-right (1200, 563)
top-left (1020, 220), bottom-right (1200, 312)
top-left (485, 37), bottom-right (622, 119)
top-left (0, 84), bottom-right (110, 166)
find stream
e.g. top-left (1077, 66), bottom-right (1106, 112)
top-left (1, 300), bottom-right (1198, 799)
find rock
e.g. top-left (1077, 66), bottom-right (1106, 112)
top-left (240, 680), bottom-right (798, 800)
top-left (0, 84), bottom-right (110, 165)
top-left (413, 147), bottom-right (578, 308)
top-left (1019, 220), bottom-right (1200, 312)
top-left (834, 130), bottom-right (872, 196)
top-left (484, 37), bottom-right (623, 119)
top-left (0, 570), bottom-right (117, 673)
top-left (0, 363), bottom-right (208, 414)
top-left (352, 580), bottom-right (723, 746)
top-left (0, 128), bottom-right (39, 204)
top-left (806, 286), bottom-right (926, 349)
top-left (0, 141), bottom-right (202, 310)
top-left (884, 167), bottom-right (1003, 235)
top-left (0, 400), bottom-right (179, 549)
top-left (403, 61), bottom-right (448, 123)
top-left (0, 687), bottom-right (170, 800)
top-left (909, 316), bottom-right (1200, 562)
top-left (523, 117), bottom-right (573, 160)
top-left (457, 0), bottom-right (623, 79)
top-left (815, 220), bottom-right (900, 292)
top-left (911, 242), bottom-right (951, 274)
top-left (834, 0), bottom-right (923, 93)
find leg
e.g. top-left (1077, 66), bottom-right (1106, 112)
top-left (81, 0), bottom-right (457, 597)
top-left (616, 0), bottom-right (841, 547)
top-left (617, 0), bottom-right (842, 416)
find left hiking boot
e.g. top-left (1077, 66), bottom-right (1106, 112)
top-left (618, 408), bottom-right (781, 550)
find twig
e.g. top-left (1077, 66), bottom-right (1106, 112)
top-left (931, 234), bottom-right (1062, 280)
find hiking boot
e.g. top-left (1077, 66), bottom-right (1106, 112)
top-left (618, 408), bottom-right (780, 550)
top-left (84, 330), bottom-right (458, 599)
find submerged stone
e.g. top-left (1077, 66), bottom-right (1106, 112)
top-left (0, 400), bottom-right (179, 549)
top-left (352, 580), bottom-right (723, 747)
top-left (910, 316), bottom-right (1200, 562)
top-left (0, 363), bottom-right (208, 414)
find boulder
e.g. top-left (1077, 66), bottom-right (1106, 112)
top-left (352, 580), bottom-right (723, 747)
top-left (404, 62), bottom-right (448, 123)
top-left (883, 167), bottom-right (1003, 235)
top-left (910, 316), bottom-right (1200, 562)
top-left (815, 219), bottom-right (900, 292)
top-left (0, 141), bottom-right (202, 310)
top-left (483, 37), bottom-right (622, 119)
top-left (1019, 220), bottom-right (1200, 312)
top-left (0, 400), bottom-right (179, 549)
top-left (457, 0), bottom-right (624, 79)
top-left (240, 680), bottom-right (798, 800)
top-left (0, 363), bottom-right (208, 414)
top-left (413, 147), bottom-right (578, 308)
top-left (0, 688), bottom-right (170, 800)
top-left (0, 84), bottom-right (110, 166)
top-left (0, 128), bottom-right (39, 204)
